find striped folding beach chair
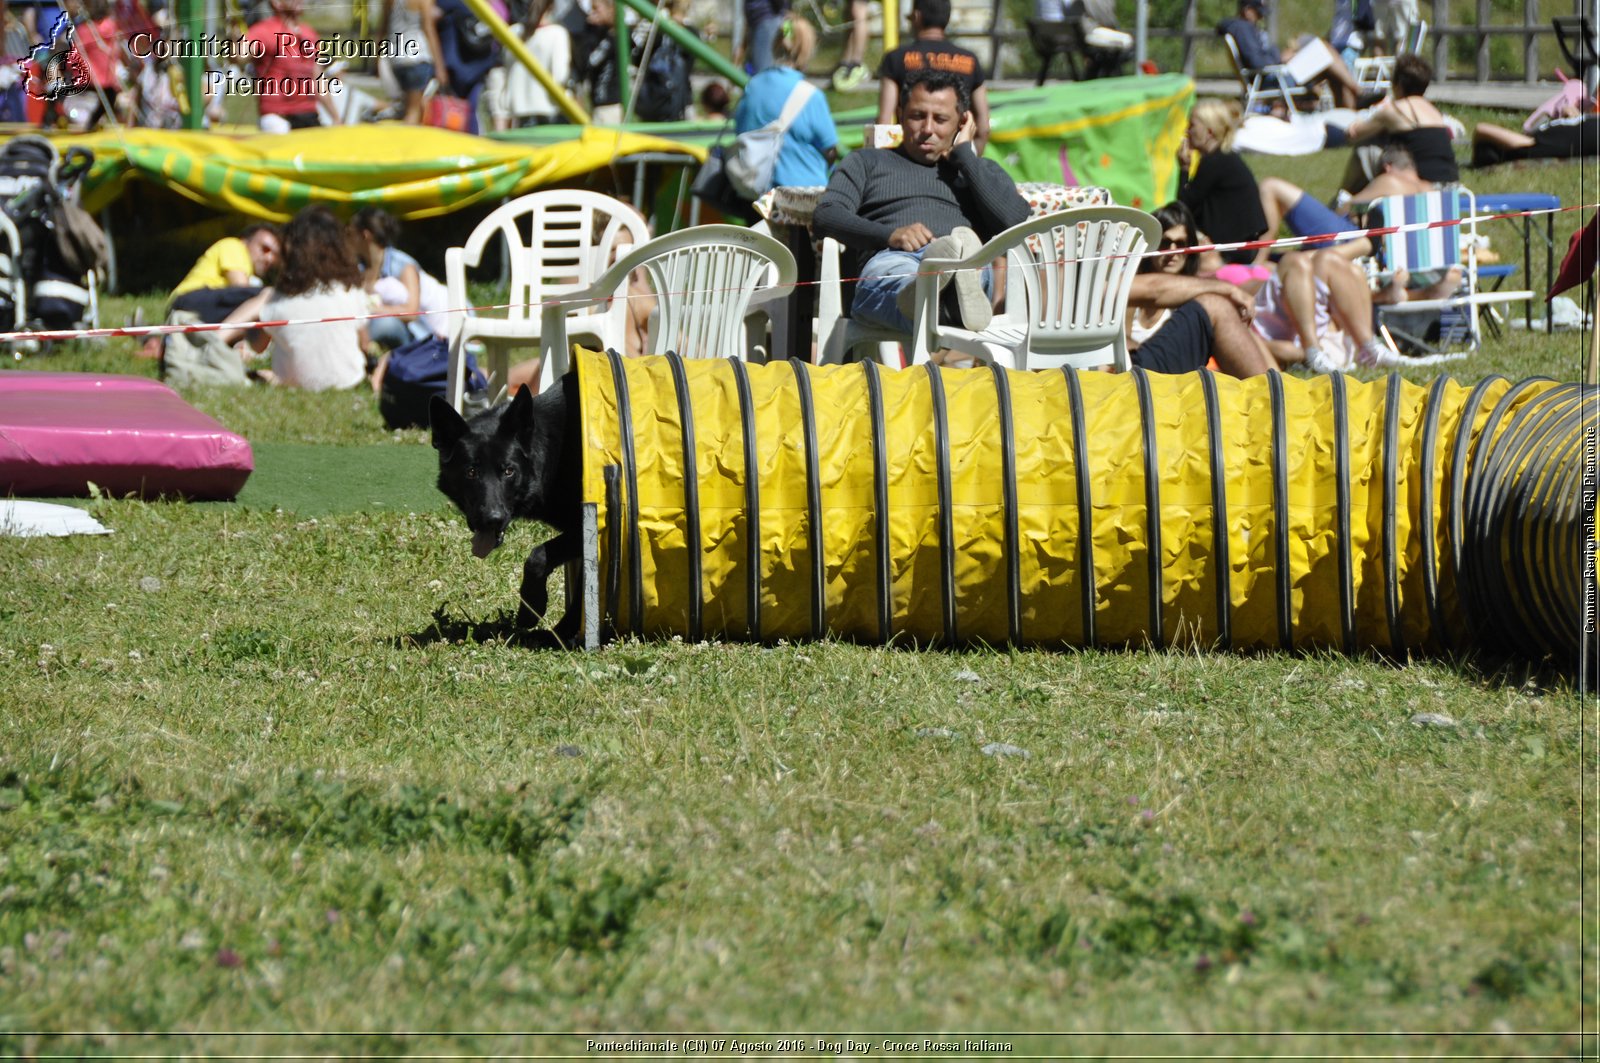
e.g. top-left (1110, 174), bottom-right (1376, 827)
top-left (1368, 189), bottom-right (1534, 354)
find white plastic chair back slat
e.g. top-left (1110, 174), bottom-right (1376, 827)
top-left (538, 224), bottom-right (797, 391)
top-left (445, 189), bottom-right (649, 412)
top-left (909, 206), bottom-right (1158, 372)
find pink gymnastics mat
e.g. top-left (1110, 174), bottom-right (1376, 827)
top-left (0, 371), bottom-right (253, 499)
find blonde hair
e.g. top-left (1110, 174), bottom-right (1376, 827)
top-left (773, 15), bottom-right (817, 68)
top-left (1190, 98), bottom-right (1243, 153)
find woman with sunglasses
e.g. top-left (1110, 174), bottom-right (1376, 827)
top-left (1121, 201), bottom-right (1276, 378)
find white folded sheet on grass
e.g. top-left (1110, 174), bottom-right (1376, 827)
top-left (0, 501), bottom-right (113, 538)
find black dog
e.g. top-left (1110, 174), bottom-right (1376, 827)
top-left (429, 378), bottom-right (582, 639)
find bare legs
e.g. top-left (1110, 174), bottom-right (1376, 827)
top-left (832, 1), bottom-right (870, 89)
top-left (1311, 47), bottom-right (1362, 108)
top-left (1471, 122), bottom-right (1536, 167)
top-left (1194, 291), bottom-right (1276, 377)
top-left (1472, 122), bottom-right (1535, 153)
top-left (1255, 177), bottom-right (1302, 266)
top-left (1257, 175), bottom-right (1375, 266)
top-left (840, 0), bottom-right (868, 67)
top-left (1275, 250), bottom-right (1322, 358)
top-left (215, 289), bottom-right (273, 347)
top-left (1268, 249), bottom-right (1391, 369)
top-left (403, 88), bottom-right (426, 125)
top-left (1312, 249), bottom-right (1375, 346)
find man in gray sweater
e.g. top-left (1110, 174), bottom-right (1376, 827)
top-left (812, 68), bottom-right (1030, 334)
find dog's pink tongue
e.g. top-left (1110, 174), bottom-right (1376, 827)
top-left (471, 530), bottom-right (499, 558)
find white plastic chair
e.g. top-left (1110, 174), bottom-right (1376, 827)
top-left (906, 206), bottom-right (1159, 371)
top-left (814, 236), bottom-right (907, 367)
top-left (538, 224), bottom-right (798, 390)
top-left (444, 189), bottom-right (650, 412)
top-left (747, 219), bottom-right (796, 361)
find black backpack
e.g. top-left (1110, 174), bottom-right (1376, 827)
top-left (633, 35), bottom-right (693, 122)
top-left (379, 334), bottom-right (489, 429)
top-left (450, 6), bottom-right (498, 60)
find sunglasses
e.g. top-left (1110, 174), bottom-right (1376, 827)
top-left (1158, 237), bottom-right (1191, 252)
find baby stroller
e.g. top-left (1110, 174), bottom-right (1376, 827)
top-left (0, 135), bottom-right (102, 340)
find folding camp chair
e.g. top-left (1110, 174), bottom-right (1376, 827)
top-left (1354, 19), bottom-right (1428, 94)
top-left (1221, 31), bottom-right (1317, 115)
top-left (1366, 189), bottom-right (1534, 354)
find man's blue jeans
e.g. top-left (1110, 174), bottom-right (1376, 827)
top-left (850, 246), bottom-right (994, 332)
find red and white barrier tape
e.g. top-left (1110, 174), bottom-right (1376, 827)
top-left (0, 201), bottom-right (1588, 346)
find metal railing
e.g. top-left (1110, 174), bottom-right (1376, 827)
top-left (972, 0), bottom-right (1591, 84)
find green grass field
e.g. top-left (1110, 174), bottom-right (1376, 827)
top-left (0, 125), bottom-right (1593, 1057)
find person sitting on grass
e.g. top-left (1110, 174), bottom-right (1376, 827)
top-left (351, 208), bottom-right (448, 349)
top-left (1177, 98), bottom-right (1266, 273)
top-left (216, 206), bottom-right (371, 391)
top-left (144, 223), bottom-right (282, 360)
top-left (1251, 247), bottom-right (1395, 373)
top-left (166, 223), bottom-right (283, 323)
top-left (350, 207), bottom-right (451, 392)
top-left (1336, 54), bottom-right (1459, 196)
top-left (1126, 201), bottom-right (1276, 378)
top-left (1471, 100), bottom-right (1600, 168)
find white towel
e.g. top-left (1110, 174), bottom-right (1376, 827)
top-left (0, 501), bottom-right (113, 538)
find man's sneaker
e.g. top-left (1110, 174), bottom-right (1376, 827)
top-left (947, 227), bottom-right (992, 330)
top-left (896, 227), bottom-right (990, 331)
top-left (831, 61), bottom-right (867, 92)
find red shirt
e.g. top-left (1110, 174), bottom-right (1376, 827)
top-left (245, 16), bottom-right (321, 116)
top-left (77, 17), bottom-right (124, 89)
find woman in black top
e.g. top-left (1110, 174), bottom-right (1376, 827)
top-left (1339, 54), bottom-right (1460, 192)
top-left (1177, 97), bottom-right (1267, 267)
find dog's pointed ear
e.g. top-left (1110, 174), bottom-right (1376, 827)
top-left (500, 384), bottom-right (535, 436)
top-left (429, 395), bottom-right (469, 451)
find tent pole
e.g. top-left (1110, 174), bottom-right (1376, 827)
top-left (615, 3), bottom-right (632, 110)
top-left (180, 0), bottom-right (203, 130)
top-left (614, 0), bottom-right (749, 85)
top-left (1135, 0), bottom-right (1147, 72)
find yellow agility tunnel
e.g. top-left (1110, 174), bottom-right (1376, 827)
top-left (560, 348), bottom-right (1594, 669)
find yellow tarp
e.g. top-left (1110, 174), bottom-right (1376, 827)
top-left (32, 124), bottom-right (704, 221)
